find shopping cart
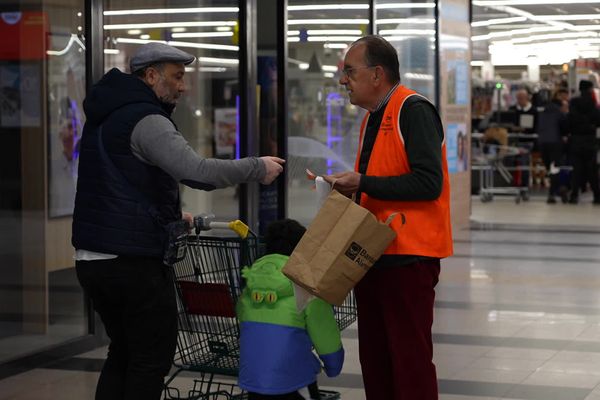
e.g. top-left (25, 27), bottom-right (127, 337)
top-left (472, 127), bottom-right (531, 204)
top-left (164, 214), bottom-right (355, 400)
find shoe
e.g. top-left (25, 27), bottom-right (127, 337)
top-left (569, 197), bottom-right (579, 204)
top-left (546, 196), bottom-right (557, 204)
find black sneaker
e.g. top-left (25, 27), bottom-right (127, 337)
top-left (547, 196), bottom-right (557, 204)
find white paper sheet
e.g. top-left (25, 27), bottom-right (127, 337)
top-left (315, 176), bottom-right (331, 208)
top-left (293, 282), bottom-right (315, 312)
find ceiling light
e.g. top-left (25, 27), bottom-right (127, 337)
top-left (172, 27), bottom-right (186, 32)
top-left (165, 40), bottom-right (239, 51)
top-left (307, 29), bottom-right (362, 35)
top-left (288, 30), bottom-right (301, 36)
top-left (383, 36), bottom-right (408, 41)
top-left (104, 7), bottom-right (238, 16)
top-left (324, 43), bottom-right (349, 49)
top-left (198, 56), bottom-right (238, 65)
top-left (139, 34), bottom-right (150, 39)
top-left (376, 18), bottom-right (436, 24)
top-left (471, 16), bottom-right (527, 27)
top-left (472, 26), bottom-right (564, 41)
top-left (322, 65), bottom-right (338, 72)
top-left (127, 29), bottom-right (141, 35)
top-left (472, 3), bottom-right (589, 33)
top-left (171, 31), bottom-right (233, 38)
top-left (216, 26), bottom-right (232, 32)
top-left (117, 37), bottom-right (239, 52)
top-left (376, 3), bottom-right (436, 9)
top-left (307, 36), bottom-right (361, 42)
top-left (104, 49), bottom-right (120, 54)
top-left (199, 67), bottom-right (227, 72)
top-left (493, 31), bottom-right (598, 45)
top-left (288, 4), bottom-right (369, 11)
top-left (46, 34), bottom-right (85, 56)
top-left (288, 19), bottom-right (370, 25)
top-left (489, 40), bottom-right (599, 65)
top-left (323, 72), bottom-right (335, 78)
top-left (404, 72), bottom-right (434, 80)
top-left (105, 21), bottom-right (237, 30)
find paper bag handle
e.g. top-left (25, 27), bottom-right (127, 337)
top-left (385, 212), bottom-right (406, 226)
top-left (327, 178), bottom-right (360, 202)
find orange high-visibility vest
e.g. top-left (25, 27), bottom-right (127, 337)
top-left (355, 85), bottom-right (453, 258)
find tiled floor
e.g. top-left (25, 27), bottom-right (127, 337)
top-left (1, 196), bottom-right (600, 399)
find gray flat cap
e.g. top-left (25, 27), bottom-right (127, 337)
top-left (129, 42), bottom-right (195, 73)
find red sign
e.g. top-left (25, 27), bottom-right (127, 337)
top-left (0, 11), bottom-right (48, 60)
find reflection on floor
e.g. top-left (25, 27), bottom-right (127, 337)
top-left (1, 197), bottom-right (600, 400)
top-left (0, 268), bottom-right (86, 364)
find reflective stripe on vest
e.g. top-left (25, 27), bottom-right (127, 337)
top-left (354, 85), bottom-right (453, 258)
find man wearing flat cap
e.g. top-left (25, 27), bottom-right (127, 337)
top-left (72, 42), bottom-right (285, 400)
top-left (566, 79), bottom-right (600, 204)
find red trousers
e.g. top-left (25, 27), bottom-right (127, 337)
top-left (354, 259), bottom-right (440, 400)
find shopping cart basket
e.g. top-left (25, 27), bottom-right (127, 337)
top-left (472, 127), bottom-right (531, 204)
top-left (164, 214), bottom-right (354, 400)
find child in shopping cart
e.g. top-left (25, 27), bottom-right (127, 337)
top-left (237, 219), bottom-right (344, 400)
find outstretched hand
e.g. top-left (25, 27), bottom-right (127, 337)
top-left (323, 171), bottom-right (361, 197)
top-left (260, 156), bottom-right (286, 185)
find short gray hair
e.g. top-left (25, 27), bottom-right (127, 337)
top-left (351, 35), bottom-right (400, 84)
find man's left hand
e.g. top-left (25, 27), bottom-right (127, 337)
top-left (323, 171), bottom-right (361, 197)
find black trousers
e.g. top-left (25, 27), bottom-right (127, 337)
top-left (570, 146), bottom-right (600, 200)
top-left (76, 256), bottom-right (178, 400)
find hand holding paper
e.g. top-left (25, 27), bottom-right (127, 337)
top-left (323, 171), bottom-right (361, 197)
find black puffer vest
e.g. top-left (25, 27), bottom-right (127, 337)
top-left (72, 68), bottom-right (181, 257)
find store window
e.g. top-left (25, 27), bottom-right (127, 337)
top-left (0, 2), bottom-right (87, 362)
top-left (286, 0), bottom-right (370, 225)
top-left (376, 0), bottom-right (437, 102)
top-left (103, 0), bottom-right (241, 219)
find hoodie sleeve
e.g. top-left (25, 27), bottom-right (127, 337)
top-left (130, 114), bottom-right (266, 190)
top-left (304, 298), bottom-right (344, 377)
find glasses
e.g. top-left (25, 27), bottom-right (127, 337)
top-left (341, 65), bottom-right (375, 78)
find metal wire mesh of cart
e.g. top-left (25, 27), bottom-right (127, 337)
top-left (164, 372), bottom-right (342, 400)
top-left (333, 290), bottom-right (357, 331)
top-left (172, 233), bottom-right (260, 376)
top-left (165, 361), bottom-right (343, 400)
top-left (164, 372), bottom-right (247, 400)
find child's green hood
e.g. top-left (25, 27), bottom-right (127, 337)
top-left (241, 254), bottom-right (294, 304)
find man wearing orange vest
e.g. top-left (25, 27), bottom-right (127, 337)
top-left (324, 36), bottom-right (453, 399)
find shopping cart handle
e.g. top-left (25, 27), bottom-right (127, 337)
top-left (193, 213), bottom-right (250, 238)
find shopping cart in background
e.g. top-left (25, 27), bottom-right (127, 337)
top-left (164, 214), bottom-right (356, 400)
top-left (472, 127), bottom-right (531, 204)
